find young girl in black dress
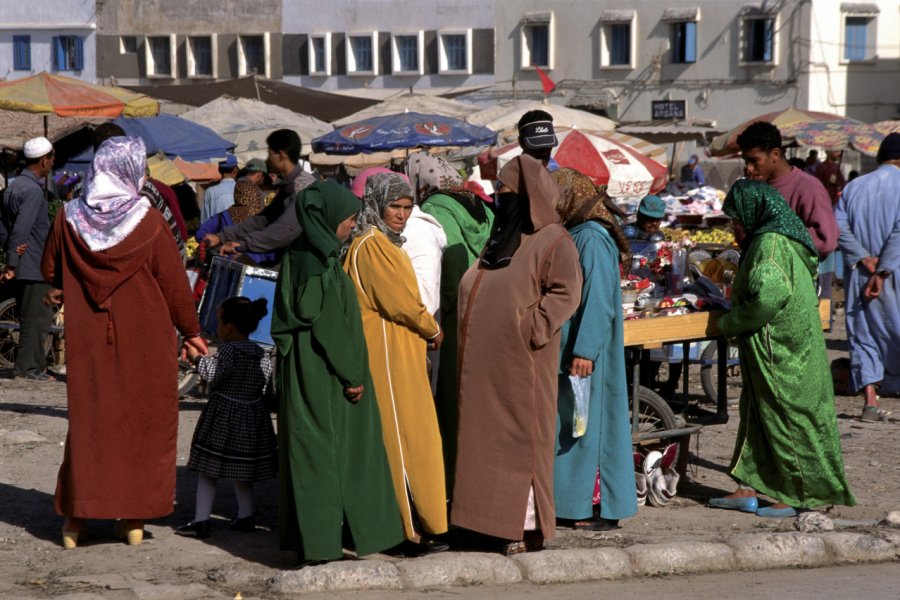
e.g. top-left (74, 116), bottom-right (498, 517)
top-left (177, 296), bottom-right (276, 538)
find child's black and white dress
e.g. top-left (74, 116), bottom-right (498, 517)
top-left (187, 341), bottom-right (277, 481)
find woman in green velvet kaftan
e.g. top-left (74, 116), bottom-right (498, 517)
top-left (272, 182), bottom-right (403, 562)
top-left (712, 180), bottom-right (855, 515)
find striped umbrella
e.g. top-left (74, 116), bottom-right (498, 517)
top-left (779, 118), bottom-right (864, 150)
top-left (0, 72), bottom-right (158, 118)
top-left (479, 129), bottom-right (668, 198)
top-left (850, 120), bottom-right (900, 157)
top-left (710, 108), bottom-right (849, 156)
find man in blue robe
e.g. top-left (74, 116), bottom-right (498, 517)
top-left (834, 133), bottom-right (900, 420)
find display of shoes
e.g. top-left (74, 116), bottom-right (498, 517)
top-left (174, 520), bottom-right (212, 539)
top-left (707, 495), bottom-right (759, 513)
top-left (643, 444), bottom-right (680, 508)
top-left (635, 473), bottom-right (648, 507)
top-left (755, 505), bottom-right (798, 518)
top-left (228, 516), bottom-right (256, 532)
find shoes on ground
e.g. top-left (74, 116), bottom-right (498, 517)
top-left (707, 495), bottom-right (759, 513)
top-left (228, 516), bottom-right (256, 532)
top-left (755, 505), bottom-right (798, 518)
top-left (174, 520), bottom-right (212, 539)
top-left (19, 369), bottom-right (51, 381)
top-left (861, 405), bottom-right (890, 422)
top-left (384, 538), bottom-right (449, 558)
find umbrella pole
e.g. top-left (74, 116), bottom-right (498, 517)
top-left (670, 141), bottom-right (677, 179)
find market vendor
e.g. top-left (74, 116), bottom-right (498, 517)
top-left (628, 195), bottom-right (666, 241)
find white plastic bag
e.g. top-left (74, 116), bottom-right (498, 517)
top-left (569, 375), bottom-right (591, 438)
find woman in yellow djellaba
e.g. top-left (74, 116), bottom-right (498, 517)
top-left (343, 172), bottom-right (449, 556)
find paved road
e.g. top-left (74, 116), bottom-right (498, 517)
top-left (298, 563), bottom-right (900, 600)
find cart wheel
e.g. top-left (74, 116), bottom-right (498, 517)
top-left (635, 386), bottom-right (679, 434)
top-left (0, 298), bottom-right (58, 370)
top-left (633, 386), bottom-right (683, 463)
top-left (699, 342), bottom-right (741, 405)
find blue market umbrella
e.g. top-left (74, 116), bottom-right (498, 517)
top-left (64, 113), bottom-right (236, 170)
top-left (312, 111), bottom-right (496, 155)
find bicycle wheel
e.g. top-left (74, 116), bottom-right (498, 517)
top-left (0, 298), bottom-right (59, 369)
top-left (635, 386), bottom-right (679, 435)
top-left (699, 342), bottom-right (742, 405)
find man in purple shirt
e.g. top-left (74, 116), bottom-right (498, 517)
top-left (736, 122), bottom-right (838, 301)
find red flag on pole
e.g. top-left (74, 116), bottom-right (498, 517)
top-left (535, 66), bottom-right (556, 95)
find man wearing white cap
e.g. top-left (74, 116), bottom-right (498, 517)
top-left (1, 136), bottom-right (55, 380)
top-left (201, 154), bottom-right (238, 223)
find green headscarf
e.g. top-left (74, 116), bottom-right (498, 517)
top-left (723, 179), bottom-right (818, 269)
top-left (272, 182), bottom-right (360, 352)
top-left (289, 181), bottom-right (361, 286)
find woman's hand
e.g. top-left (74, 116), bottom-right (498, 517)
top-left (181, 335), bottom-right (208, 363)
top-left (344, 385), bottom-right (364, 402)
top-left (202, 233), bottom-right (221, 248)
top-left (427, 329), bottom-right (444, 351)
top-left (569, 357), bottom-right (594, 378)
top-left (43, 288), bottom-right (63, 306)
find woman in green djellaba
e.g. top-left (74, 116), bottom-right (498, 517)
top-left (272, 182), bottom-right (403, 565)
top-left (708, 179), bottom-right (855, 518)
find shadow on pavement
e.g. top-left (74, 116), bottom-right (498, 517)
top-left (0, 483), bottom-right (60, 544)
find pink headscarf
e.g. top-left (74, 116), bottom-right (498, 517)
top-left (351, 167), bottom-right (409, 199)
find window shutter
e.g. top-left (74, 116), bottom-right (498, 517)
top-left (74, 37), bottom-right (84, 70)
top-left (13, 36), bottom-right (31, 71)
top-left (684, 22), bottom-right (697, 63)
top-left (52, 36), bottom-right (62, 70)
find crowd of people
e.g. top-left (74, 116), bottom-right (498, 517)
top-left (0, 108), bottom-right (896, 565)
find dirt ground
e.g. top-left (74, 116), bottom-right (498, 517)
top-left (0, 305), bottom-right (897, 599)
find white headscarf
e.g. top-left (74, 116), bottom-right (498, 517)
top-left (65, 136), bottom-right (151, 252)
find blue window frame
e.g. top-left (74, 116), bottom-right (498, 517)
top-left (52, 36), bottom-right (84, 71)
top-left (672, 21), bottom-right (697, 63)
top-left (527, 24), bottom-right (549, 67)
top-left (242, 36), bottom-right (265, 75)
top-left (744, 18), bottom-right (773, 62)
top-left (350, 36), bottom-right (372, 72)
top-left (312, 37), bottom-right (327, 73)
top-left (396, 35), bottom-right (418, 72)
top-left (189, 37), bottom-right (212, 76)
top-left (844, 17), bottom-right (869, 61)
top-left (13, 35), bottom-right (31, 71)
top-left (443, 34), bottom-right (467, 71)
top-left (148, 36), bottom-right (171, 75)
top-left (610, 23), bottom-right (631, 65)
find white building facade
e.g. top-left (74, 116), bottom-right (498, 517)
top-left (281, 0), bottom-right (497, 95)
top-left (0, 1), bottom-right (97, 82)
top-left (492, 0), bottom-right (900, 126)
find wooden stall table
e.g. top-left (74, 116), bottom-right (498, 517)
top-left (623, 300), bottom-right (831, 477)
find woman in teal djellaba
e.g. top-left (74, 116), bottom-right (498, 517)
top-left (272, 182), bottom-right (404, 564)
top-left (551, 169), bottom-right (636, 530)
top-left (709, 179), bottom-right (855, 518)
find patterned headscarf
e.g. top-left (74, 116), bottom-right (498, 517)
top-left (227, 180), bottom-right (264, 224)
top-left (64, 136), bottom-right (151, 252)
top-left (723, 179), bottom-right (818, 271)
top-left (350, 172), bottom-right (413, 249)
top-left (553, 168), bottom-right (632, 271)
top-left (405, 152), bottom-right (464, 202)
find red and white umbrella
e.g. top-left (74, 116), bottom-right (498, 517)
top-left (478, 129), bottom-right (668, 198)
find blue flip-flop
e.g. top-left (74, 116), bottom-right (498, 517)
top-left (756, 505), bottom-right (798, 518)
top-left (707, 496), bottom-right (759, 513)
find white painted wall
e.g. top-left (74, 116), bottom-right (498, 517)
top-left (803, 0), bottom-right (900, 122)
top-left (0, 0), bottom-right (97, 82)
top-left (283, 0), bottom-right (495, 91)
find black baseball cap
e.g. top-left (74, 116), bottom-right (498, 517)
top-left (518, 119), bottom-right (558, 150)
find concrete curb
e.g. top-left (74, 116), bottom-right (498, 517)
top-left (268, 531), bottom-right (900, 595)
